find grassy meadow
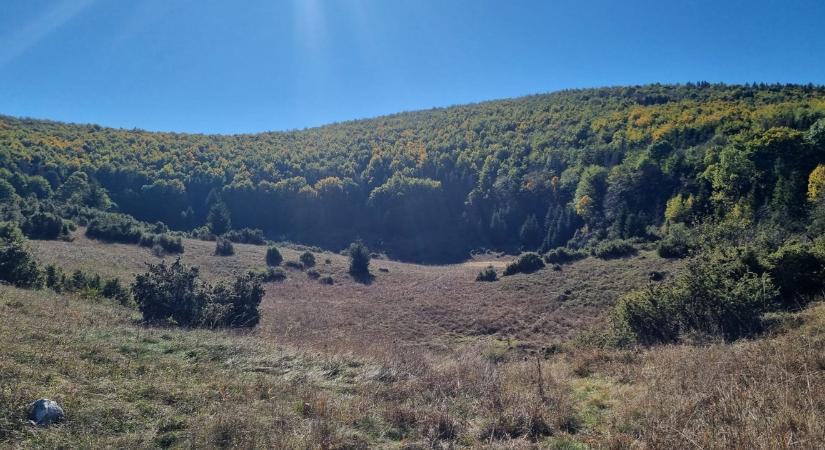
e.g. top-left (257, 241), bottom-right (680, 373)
top-left (0, 232), bottom-right (822, 448)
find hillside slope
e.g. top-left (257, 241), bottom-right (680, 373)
top-left (4, 83), bottom-right (825, 260)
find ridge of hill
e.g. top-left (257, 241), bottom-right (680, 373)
top-left (3, 83), bottom-right (825, 260)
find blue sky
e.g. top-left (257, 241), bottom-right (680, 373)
top-left (1, 0), bottom-right (823, 134)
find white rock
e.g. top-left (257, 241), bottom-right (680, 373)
top-left (28, 398), bottom-right (64, 426)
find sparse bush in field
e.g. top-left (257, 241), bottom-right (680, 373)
top-left (138, 233), bottom-right (154, 247)
top-left (21, 211), bottom-right (69, 240)
top-left (615, 250), bottom-right (779, 344)
top-left (592, 239), bottom-right (637, 259)
top-left (224, 228), bottom-right (266, 245)
top-left (543, 247), bottom-right (587, 264)
top-left (43, 262), bottom-right (125, 301)
top-left (44, 264), bottom-right (66, 292)
top-left (658, 223), bottom-right (695, 259)
top-left (132, 258), bottom-right (264, 327)
top-left (503, 252), bottom-right (544, 276)
top-left (132, 258), bottom-right (204, 325)
top-left (475, 265), bottom-right (498, 282)
top-left (262, 267), bottom-right (287, 282)
top-left (140, 233), bottom-right (184, 254)
top-left (306, 269), bottom-right (320, 279)
top-left (85, 213), bottom-right (144, 244)
top-left (190, 226), bottom-right (215, 241)
top-left (348, 240), bottom-right (371, 276)
top-left (157, 234), bottom-right (183, 254)
top-left (201, 272), bottom-right (264, 327)
top-left (614, 285), bottom-right (681, 345)
top-left (69, 269), bottom-right (101, 292)
top-left (300, 251), bottom-right (316, 267)
top-left (248, 267), bottom-right (287, 283)
top-left (765, 241), bottom-right (825, 306)
top-left (284, 260), bottom-right (303, 270)
top-left (318, 275), bottom-right (334, 285)
top-left (102, 278), bottom-right (131, 305)
top-left (0, 222), bottom-right (43, 288)
top-left (214, 238), bottom-right (234, 256)
top-left (265, 246), bottom-right (283, 266)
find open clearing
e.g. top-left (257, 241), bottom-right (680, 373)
top-left (30, 231), bottom-right (683, 353)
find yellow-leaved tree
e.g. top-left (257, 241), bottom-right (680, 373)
top-left (807, 164), bottom-right (825, 201)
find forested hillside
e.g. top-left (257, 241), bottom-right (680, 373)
top-left (2, 83), bottom-right (825, 260)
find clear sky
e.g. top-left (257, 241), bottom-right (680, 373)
top-left (1, 0), bottom-right (824, 134)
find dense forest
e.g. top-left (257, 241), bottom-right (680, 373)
top-left (2, 83), bottom-right (825, 261)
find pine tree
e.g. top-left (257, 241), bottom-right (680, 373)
top-left (519, 214), bottom-right (542, 249)
top-left (207, 200), bottom-right (231, 236)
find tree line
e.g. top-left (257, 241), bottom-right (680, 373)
top-left (1, 83), bottom-right (825, 261)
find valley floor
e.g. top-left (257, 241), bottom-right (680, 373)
top-left (29, 231), bottom-right (682, 353)
top-left (1, 233), bottom-right (822, 448)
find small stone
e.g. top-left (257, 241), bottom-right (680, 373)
top-left (28, 399), bottom-right (64, 427)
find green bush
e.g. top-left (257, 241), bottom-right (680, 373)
top-left (475, 265), bottom-right (498, 282)
top-left (44, 264), bottom-right (66, 292)
top-left (265, 246), bottom-right (283, 266)
top-left (306, 268), bottom-right (320, 279)
top-left (284, 260), bottom-right (304, 270)
top-left (614, 285), bottom-right (681, 345)
top-left (21, 212), bottom-right (68, 240)
top-left (543, 247), bottom-right (587, 264)
top-left (157, 234), bottom-right (183, 254)
top-left (657, 223), bottom-right (694, 259)
top-left (201, 272), bottom-right (264, 327)
top-left (261, 267), bottom-right (287, 282)
top-left (348, 240), bottom-right (371, 276)
top-left (615, 251), bottom-right (779, 344)
top-left (138, 233), bottom-right (154, 247)
top-left (69, 269), bottom-right (101, 292)
top-left (190, 226), bottom-right (215, 241)
top-left (214, 238), bottom-right (235, 256)
top-left (43, 261), bottom-right (129, 303)
top-left (101, 278), bottom-right (131, 305)
top-left (224, 228), bottom-right (266, 245)
top-left (133, 258), bottom-right (204, 325)
top-left (132, 258), bottom-right (263, 327)
top-left (300, 251), bottom-right (316, 268)
top-left (592, 239), bottom-right (637, 259)
top-left (765, 241), bottom-right (825, 306)
top-left (503, 252), bottom-right (545, 276)
top-left (0, 222), bottom-right (43, 289)
top-left (139, 233), bottom-right (184, 254)
top-left (85, 213), bottom-right (143, 244)
top-left (318, 275), bottom-right (334, 285)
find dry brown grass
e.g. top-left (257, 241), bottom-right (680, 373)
top-left (31, 230), bottom-right (682, 354)
top-left (0, 285), bottom-right (584, 448)
top-left (2, 279), bottom-right (823, 448)
top-left (13, 232), bottom-right (825, 448)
